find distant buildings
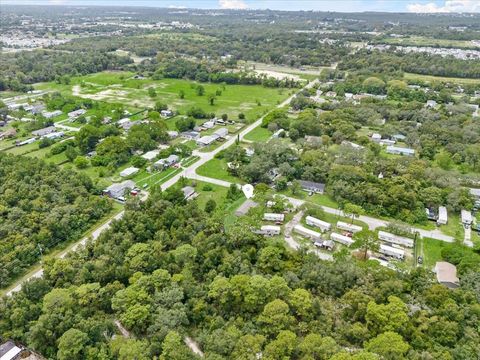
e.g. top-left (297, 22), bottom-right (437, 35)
top-left (386, 146), bottom-right (415, 156)
top-left (298, 180), bottom-right (325, 194)
top-left (153, 154), bottom-right (179, 169)
top-left (435, 262), bottom-right (459, 289)
top-left (68, 109), bottom-right (86, 119)
top-left (31, 126), bottom-right (56, 137)
top-left (306, 216), bottom-right (331, 232)
top-left (181, 131), bottom-right (200, 140)
top-left (42, 110), bottom-right (62, 119)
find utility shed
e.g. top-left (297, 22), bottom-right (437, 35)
top-left (435, 262), bottom-right (460, 289)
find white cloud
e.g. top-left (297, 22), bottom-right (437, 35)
top-left (407, 0), bottom-right (480, 13)
top-left (219, 0), bottom-right (248, 9)
top-left (168, 5), bottom-right (187, 8)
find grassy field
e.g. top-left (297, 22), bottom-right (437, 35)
top-left (404, 72), bottom-right (480, 85)
top-left (196, 157), bottom-right (244, 184)
top-left (417, 237), bottom-right (458, 269)
top-left (133, 167), bottom-right (182, 189)
top-left (380, 36), bottom-right (479, 50)
top-left (35, 71), bottom-right (292, 123)
top-left (188, 180), bottom-right (230, 210)
top-left (243, 126), bottom-right (272, 142)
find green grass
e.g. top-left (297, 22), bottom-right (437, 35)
top-left (437, 213), bottom-right (465, 241)
top-left (243, 126), bottom-right (272, 142)
top-left (189, 180), bottom-right (230, 210)
top-left (35, 71), bottom-right (292, 123)
top-left (133, 167), bottom-right (182, 188)
top-left (417, 237), bottom-right (458, 269)
top-left (404, 72), bottom-right (480, 85)
top-left (196, 157), bottom-right (244, 184)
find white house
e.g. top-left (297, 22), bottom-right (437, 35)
top-left (330, 232), bottom-right (355, 246)
top-left (120, 167), bottom-right (139, 178)
top-left (104, 180), bottom-right (136, 200)
top-left (378, 244), bottom-right (405, 260)
top-left (202, 120), bottom-right (215, 129)
top-left (437, 206), bottom-right (448, 225)
top-left (426, 100), bottom-right (438, 108)
top-left (161, 110), bottom-right (173, 117)
top-left (306, 216), bottom-right (331, 232)
top-left (43, 131), bottom-right (64, 140)
top-left (141, 150), bottom-right (160, 161)
top-left (254, 225), bottom-right (281, 237)
top-left (378, 231), bottom-right (414, 248)
top-left (182, 186), bottom-right (198, 200)
top-left (263, 213), bottom-right (285, 222)
top-left (386, 146), bottom-right (415, 156)
top-left (461, 210), bottom-right (472, 226)
top-left (167, 131), bottom-right (179, 139)
top-left (371, 133), bottom-right (382, 142)
top-left (196, 135), bottom-right (217, 147)
top-left (154, 154), bottom-right (179, 169)
top-left (213, 127), bottom-right (228, 139)
top-left (42, 110), bottom-right (63, 119)
top-left (294, 224), bottom-right (322, 241)
top-left (181, 131), bottom-right (200, 140)
top-left (68, 109), bottom-right (86, 118)
top-left (336, 221), bottom-right (362, 233)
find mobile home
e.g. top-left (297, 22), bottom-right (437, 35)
top-left (336, 221), bottom-right (362, 233)
top-left (264, 213), bottom-right (285, 222)
top-left (306, 216), bottom-right (331, 232)
top-left (378, 231), bottom-right (414, 248)
top-left (378, 244), bottom-right (405, 260)
top-left (254, 225), bottom-right (281, 237)
top-left (437, 206), bottom-right (448, 225)
top-left (294, 224), bottom-right (322, 241)
top-left (330, 232), bottom-right (355, 247)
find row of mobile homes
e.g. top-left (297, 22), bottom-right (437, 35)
top-left (336, 221), bottom-right (362, 233)
top-left (294, 224), bottom-right (322, 241)
top-left (306, 216), bottom-right (331, 232)
top-left (254, 225), bottom-right (281, 237)
top-left (437, 206), bottom-right (448, 225)
top-left (330, 232), bottom-right (355, 247)
top-left (263, 213), bottom-right (285, 222)
top-left (378, 244), bottom-right (405, 260)
top-left (378, 231), bottom-right (414, 248)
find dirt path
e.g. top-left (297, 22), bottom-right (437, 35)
top-left (185, 337), bottom-right (204, 357)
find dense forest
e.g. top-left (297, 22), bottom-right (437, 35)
top-left (0, 153), bottom-right (112, 287)
top-left (0, 189), bottom-right (478, 359)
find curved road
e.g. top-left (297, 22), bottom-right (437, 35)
top-left (5, 79), bottom-right (318, 297)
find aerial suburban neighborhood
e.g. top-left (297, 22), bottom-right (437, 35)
top-left (0, 1), bottom-right (479, 359)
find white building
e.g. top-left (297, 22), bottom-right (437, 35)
top-left (437, 206), bottom-right (448, 225)
top-left (426, 100), bottom-right (438, 108)
top-left (330, 232), bottom-right (355, 247)
top-left (371, 133), bottom-right (382, 142)
top-left (306, 216), bottom-right (331, 232)
top-left (196, 135), bottom-right (218, 146)
top-left (141, 150), bottom-right (160, 161)
top-left (294, 224), bottom-right (322, 241)
top-left (337, 221), bottom-right (362, 234)
top-left (120, 167), bottom-right (139, 177)
top-left (254, 225), bottom-right (281, 237)
top-left (42, 110), bottom-right (63, 119)
top-left (461, 210), bottom-right (473, 226)
top-left (43, 131), bottom-right (64, 140)
top-left (386, 146), bottom-right (415, 156)
top-left (378, 231), bottom-right (414, 248)
top-left (161, 110), bottom-right (173, 117)
top-left (68, 109), bottom-right (86, 118)
top-left (167, 131), bottom-right (179, 139)
top-left (263, 213), bottom-right (285, 222)
top-left (378, 244), bottom-right (405, 260)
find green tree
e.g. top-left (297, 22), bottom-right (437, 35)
top-left (57, 328), bottom-right (89, 360)
top-left (160, 331), bottom-right (193, 360)
top-left (258, 299), bottom-right (294, 335)
top-left (343, 203), bottom-right (364, 224)
top-left (364, 331), bottom-right (409, 359)
top-left (353, 229), bottom-right (379, 260)
top-left (205, 199), bottom-right (217, 213)
top-left (196, 85), bottom-right (205, 96)
top-left (366, 296), bottom-right (409, 335)
top-left (263, 330), bottom-right (297, 360)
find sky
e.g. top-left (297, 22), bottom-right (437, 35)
top-left (4, 0), bottom-right (480, 13)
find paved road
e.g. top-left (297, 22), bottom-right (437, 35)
top-left (5, 80), bottom-right (318, 297)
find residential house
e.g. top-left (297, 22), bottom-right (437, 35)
top-left (325, 91), bottom-right (337, 97)
top-left (435, 262), bottom-right (460, 288)
top-left (371, 133), bottom-right (382, 142)
top-left (272, 129), bottom-right (285, 138)
top-left (43, 131), bottom-right (64, 140)
top-left (167, 131), bottom-right (179, 139)
top-left (461, 210), bottom-right (473, 226)
top-left (213, 127), bottom-right (228, 139)
top-left (32, 126), bottom-right (56, 137)
top-left (392, 134), bottom-right (406, 141)
top-left (294, 224), bottom-right (322, 241)
top-left (0, 129), bottom-right (17, 140)
top-left (426, 100), bottom-right (438, 108)
top-left (378, 244), bottom-right (405, 260)
top-left (378, 230), bottom-right (414, 248)
top-left (16, 138), bottom-right (36, 146)
top-left (182, 186), bottom-right (198, 200)
top-left (201, 120), bottom-right (215, 129)
top-left (314, 240), bottom-right (334, 251)
top-left (341, 140), bottom-right (364, 150)
top-left (298, 180), bottom-right (325, 194)
top-left (306, 216), bottom-right (331, 232)
top-left (180, 131), bottom-right (200, 140)
top-left (196, 135), bottom-right (217, 147)
top-left (386, 146), bottom-right (415, 156)
top-left (235, 199), bottom-right (258, 216)
top-left (120, 167), bottom-right (139, 178)
top-left (141, 150), bottom-right (160, 161)
top-left (263, 213), bottom-right (285, 222)
top-left (68, 109), bottom-right (86, 118)
top-left (160, 110), bottom-right (173, 117)
top-left (42, 110), bottom-right (62, 119)
top-left (330, 233), bottom-right (354, 247)
top-left (104, 180), bottom-right (136, 200)
top-left (437, 206), bottom-right (448, 225)
top-left (153, 154), bottom-right (179, 169)
top-left (254, 225), bottom-right (281, 237)
top-left (336, 221), bottom-right (362, 233)
top-left (379, 139), bottom-right (396, 146)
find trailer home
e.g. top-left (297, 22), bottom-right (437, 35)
top-left (254, 225), bottom-right (281, 237)
top-left (294, 225), bottom-right (322, 241)
top-left (378, 231), bottom-right (414, 248)
top-left (330, 232), bottom-right (355, 247)
top-left (263, 213), bottom-right (285, 222)
top-left (306, 216), bottom-right (331, 232)
top-left (378, 244), bottom-right (405, 260)
top-left (336, 221), bottom-right (362, 233)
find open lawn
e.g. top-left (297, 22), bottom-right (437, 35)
top-left (404, 73), bottom-right (480, 85)
top-left (133, 167), bottom-right (182, 189)
top-left (417, 237), bottom-right (458, 269)
top-left (35, 71), bottom-right (292, 123)
top-left (188, 180), bottom-right (230, 210)
top-left (196, 157), bottom-right (244, 184)
top-left (243, 126), bottom-right (272, 142)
